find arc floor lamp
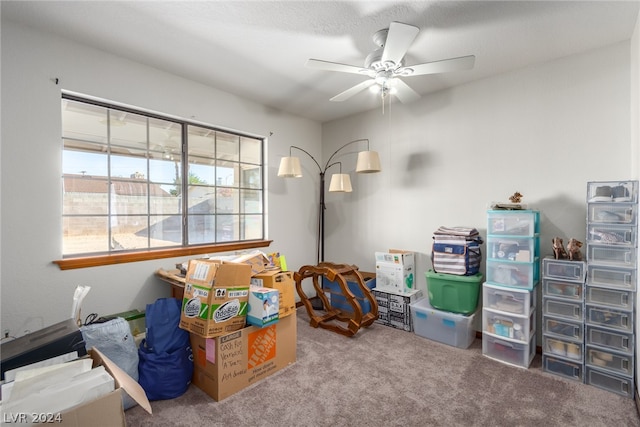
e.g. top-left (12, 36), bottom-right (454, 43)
top-left (278, 138), bottom-right (381, 264)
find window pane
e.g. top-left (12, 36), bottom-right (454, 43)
top-left (62, 99), bottom-right (107, 143)
top-left (63, 216), bottom-right (109, 255)
top-left (241, 189), bottom-right (262, 214)
top-left (146, 215), bottom-right (182, 247)
top-left (217, 215), bottom-right (238, 242)
top-left (188, 214), bottom-right (216, 244)
top-left (63, 177), bottom-right (109, 215)
top-left (217, 188), bottom-right (238, 214)
top-left (216, 162), bottom-right (238, 187)
top-left (110, 112), bottom-right (148, 151)
top-left (242, 215), bottom-right (263, 240)
top-left (241, 164), bottom-right (262, 189)
top-left (63, 143), bottom-right (108, 176)
top-left (188, 185), bottom-right (216, 214)
top-left (240, 137), bottom-right (261, 164)
top-left (217, 132), bottom-right (240, 161)
top-left (111, 215), bottom-right (149, 251)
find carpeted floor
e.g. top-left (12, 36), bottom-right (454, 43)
top-left (125, 307), bottom-right (640, 427)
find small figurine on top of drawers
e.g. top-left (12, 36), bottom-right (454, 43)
top-left (566, 238), bottom-right (583, 261)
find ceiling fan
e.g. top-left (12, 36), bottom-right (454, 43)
top-left (306, 22), bottom-right (475, 103)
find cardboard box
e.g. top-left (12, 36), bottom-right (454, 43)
top-left (373, 288), bottom-right (424, 332)
top-left (180, 259), bottom-right (252, 338)
top-left (2, 348), bottom-right (151, 427)
top-left (190, 311), bottom-right (297, 401)
top-left (225, 252), bottom-right (270, 276)
top-left (375, 250), bottom-right (415, 293)
top-left (247, 285), bottom-right (279, 327)
top-left (250, 270), bottom-right (296, 318)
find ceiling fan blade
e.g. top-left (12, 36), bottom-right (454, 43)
top-left (330, 80), bottom-right (376, 102)
top-left (407, 55), bottom-right (476, 76)
top-left (381, 22), bottom-right (419, 67)
top-left (306, 58), bottom-right (366, 75)
top-left (391, 79), bottom-right (421, 104)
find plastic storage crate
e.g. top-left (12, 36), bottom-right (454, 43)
top-left (542, 335), bottom-right (583, 361)
top-left (542, 316), bottom-right (584, 342)
top-left (587, 203), bottom-right (637, 225)
top-left (586, 325), bottom-right (634, 355)
top-left (586, 367), bottom-right (634, 399)
top-left (425, 270), bottom-right (483, 315)
top-left (585, 305), bottom-right (633, 333)
top-left (410, 298), bottom-right (477, 349)
top-left (586, 345), bottom-right (635, 377)
top-left (483, 307), bottom-right (535, 343)
top-left (543, 296), bottom-right (583, 322)
top-left (486, 236), bottom-right (539, 263)
top-left (585, 286), bottom-right (633, 310)
top-left (587, 223), bottom-right (637, 246)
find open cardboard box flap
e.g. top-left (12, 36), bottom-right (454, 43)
top-left (90, 347), bottom-right (152, 415)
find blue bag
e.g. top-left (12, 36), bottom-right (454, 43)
top-left (138, 298), bottom-right (193, 400)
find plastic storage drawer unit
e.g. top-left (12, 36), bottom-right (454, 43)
top-left (410, 298), bottom-right (477, 349)
top-left (543, 297), bottom-right (583, 322)
top-left (587, 181), bottom-right (638, 204)
top-left (585, 286), bottom-right (634, 310)
top-left (543, 355), bottom-right (584, 382)
top-left (483, 283), bottom-right (535, 315)
top-left (587, 223), bottom-right (637, 247)
top-left (482, 333), bottom-right (536, 369)
top-left (587, 244), bottom-right (637, 268)
top-left (586, 326), bottom-right (634, 355)
top-left (586, 265), bottom-right (637, 291)
top-left (487, 210), bottom-right (540, 236)
top-left (586, 346), bottom-right (635, 377)
top-left (486, 259), bottom-right (539, 290)
top-left (483, 308), bottom-right (535, 343)
top-left (585, 305), bottom-right (633, 332)
top-left (542, 335), bottom-right (583, 361)
top-left (587, 203), bottom-right (637, 225)
top-left (487, 236), bottom-right (539, 263)
top-left (425, 270), bottom-right (483, 315)
top-left (542, 278), bottom-right (583, 301)
top-left (542, 316), bottom-right (584, 342)
top-left (541, 258), bottom-right (586, 282)
top-left (586, 367), bottom-right (634, 399)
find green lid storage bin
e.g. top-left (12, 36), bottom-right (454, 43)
top-left (426, 270), bottom-right (483, 315)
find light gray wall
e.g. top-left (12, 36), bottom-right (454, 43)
top-left (322, 41), bottom-right (632, 292)
top-left (0, 20), bottom-right (321, 336)
top-left (321, 41), bottom-right (633, 340)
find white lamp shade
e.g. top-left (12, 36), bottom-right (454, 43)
top-left (328, 173), bottom-right (353, 192)
top-left (356, 150), bottom-right (381, 173)
top-left (277, 156), bottom-right (302, 178)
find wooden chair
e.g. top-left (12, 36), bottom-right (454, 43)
top-left (294, 262), bottom-right (378, 337)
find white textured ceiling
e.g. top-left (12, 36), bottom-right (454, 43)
top-left (3, 1), bottom-right (639, 123)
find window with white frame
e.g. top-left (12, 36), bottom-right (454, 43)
top-left (61, 94), bottom-right (264, 257)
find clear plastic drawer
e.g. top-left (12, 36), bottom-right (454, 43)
top-left (486, 259), bottom-right (539, 290)
top-left (542, 335), bottom-right (583, 361)
top-left (587, 244), bottom-right (637, 268)
top-left (483, 307), bottom-right (535, 343)
top-left (487, 236), bottom-right (539, 262)
top-left (586, 346), bottom-right (634, 377)
top-left (586, 325), bottom-right (633, 354)
top-left (587, 181), bottom-right (638, 203)
top-left (487, 210), bottom-right (539, 236)
top-left (542, 258), bottom-right (586, 282)
top-left (585, 304), bottom-right (633, 332)
top-left (542, 278), bottom-right (583, 301)
top-left (543, 297), bottom-right (583, 322)
top-left (542, 316), bottom-right (584, 342)
top-left (587, 223), bottom-right (637, 246)
top-left (543, 355), bottom-right (583, 382)
top-left (586, 367), bottom-right (634, 399)
top-left (587, 203), bottom-right (637, 225)
top-left (482, 333), bottom-right (535, 369)
top-left (586, 265), bottom-right (637, 291)
top-left (585, 286), bottom-right (634, 310)
top-left (482, 283), bottom-right (535, 315)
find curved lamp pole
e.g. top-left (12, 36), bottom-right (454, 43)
top-left (278, 139), bottom-right (381, 263)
